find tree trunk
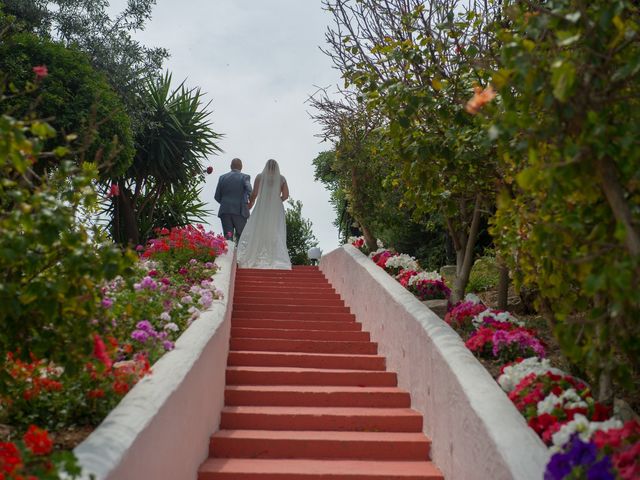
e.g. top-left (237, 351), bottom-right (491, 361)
top-left (596, 157), bottom-right (640, 256)
top-left (497, 255), bottom-right (509, 311)
top-left (360, 223), bottom-right (377, 252)
top-left (117, 185), bottom-right (140, 246)
top-left (450, 195), bottom-right (483, 304)
top-left (446, 217), bottom-right (466, 276)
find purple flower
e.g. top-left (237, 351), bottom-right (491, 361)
top-left (101, 297), bottom-right (113, 309)
top-left (545, 435), bottom-right (614, 480)
top-left (189, 258), bottom-right (198, 265)
top-left (204, 262), bottom-right (215, 269)
top-left (178, 267), bottom-right (188, 275)
top-left (131, 329), bottom-right (149, 343)
top-left (139, 276), bottom-right (158, 290)
top-left (492, 329), bottom-right (546, 358)
top-left (136, 320), bottom-right (155, 332)
top-left (163, 340), bottom-right (175, 351)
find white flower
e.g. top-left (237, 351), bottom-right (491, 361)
top-left (407, 271), bottom-right (442, 286)
top-left (159, 311), bottom-right (171, 322)
top-left (377, 239), bottom-right (384, 248)
top-left (471, 309), bottom-right (524, 329)
top-left (537, 393), bottom-right (561, 416)
top-left (550, 414), bottom-right (623, 452)
top-left (164, 322), bottom-right (179, 332)
top-left (385, 254), bottom-right (419, 271)
top-left (347, 236), bottom-right (362, 244)
top-left (497, 357), bottom-right (564, 393)
top-left (535, 388), bottom-right (588, 417)
top-left (464, 293), bottom-right (482, 304)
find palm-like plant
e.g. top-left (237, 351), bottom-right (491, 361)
top-left (108, 73), bottom-right (222, 245)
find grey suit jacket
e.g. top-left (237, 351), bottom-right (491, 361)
top-left (214, 169), bottom-right (252, 218)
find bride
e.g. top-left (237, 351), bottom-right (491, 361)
top-left (236, 159), bottom-right (292, 269)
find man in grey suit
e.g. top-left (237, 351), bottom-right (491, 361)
top-left (214, 158), bottom-right (252, 241)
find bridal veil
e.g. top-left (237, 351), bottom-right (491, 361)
top-left (237, 159), bottom-right (292, 269)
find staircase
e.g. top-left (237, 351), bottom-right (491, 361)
top-left (198, 266), bottom-right (443, 479)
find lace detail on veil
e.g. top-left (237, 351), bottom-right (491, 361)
top-left (237, 160), bottom-right (291, 269)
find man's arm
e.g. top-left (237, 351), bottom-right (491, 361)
top-left (214, 175), bottom-right (223, 203)
top-left (243, 174), bottom-right (252, 198)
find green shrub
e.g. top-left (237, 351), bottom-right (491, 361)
top-left (0, 105), bottom-right (133, 393)
top-left (466, 255), bottom-right (499, 293)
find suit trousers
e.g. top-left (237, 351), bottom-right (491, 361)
top-left (220, 214), bottom-right (247, 241)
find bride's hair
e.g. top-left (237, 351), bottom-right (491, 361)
top-left (265, 159), bottom-right (279, 174)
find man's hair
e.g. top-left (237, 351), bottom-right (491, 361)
top-left (230, 158), bottom-right (242, 170)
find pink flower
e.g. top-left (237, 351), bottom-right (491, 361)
top-left (32, 65), bottom-right (48, 79)
top-left (108, 183), bottom-right (120, 197)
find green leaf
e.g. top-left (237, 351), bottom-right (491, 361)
top-left (516, 167), bottom-right (537, 189)
top-left (551, 60), bottom-right (576, 102)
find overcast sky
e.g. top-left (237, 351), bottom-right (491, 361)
top-left (109, 0), bottom-right (341, 252)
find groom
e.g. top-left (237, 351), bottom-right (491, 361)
top-left (214, 158), bottom-right (252, 241)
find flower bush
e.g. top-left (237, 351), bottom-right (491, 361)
top-left (545, 421), bottom-right (639, 480)
top-left (369, 248), bottom-right (396, 268)
top-left (382, 253), bottom-right (419, 276)
top-left (508, 371), bottom-right (611, 445)
top-left (0, 425), bottom-right (82, 479)
top-left (444, 297), bottom-right (489, 335)
top-left (1, 225), bottom-right (227, 434)
top-left (406, 272), bottom-right (450, 301)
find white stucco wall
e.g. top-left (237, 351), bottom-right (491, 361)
top-left (320, 246), bottom-right (549, 480)
top-left (74, 246), bottom-right (236, 480)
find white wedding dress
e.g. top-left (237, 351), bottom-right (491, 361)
top-left (237, 161), bottom-right (292, 269)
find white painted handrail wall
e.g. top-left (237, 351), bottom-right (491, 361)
top-left (320, 245), bottom-right (549, 480)
top-left (74, 246), bottom-right (237, 480)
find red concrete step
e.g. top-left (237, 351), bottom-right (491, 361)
top-left (233, 291), bottom-right (342, 303)
top-left (229, 338), bottom-right (377, 355)
top-left (233, 304), bottom-right (350, 314)
top-left (231, 319), bottom-right (363, 332)
top-left (234, 297), bottom-right (345, 306)
top-left (234, 286), bottom-right (336, 295)
top-left (232, 311), bottom-right (356, 322)
top-left (210, 430), bottom-right (430, 460)
top-left (198, 458), bottom-right (443, 479)
top-left (235, 278), bottom-right (329, 286)
top-left (227, 351), bottom-right (386, 371)
top-left (220, 406), bottom-right (423, 432)
top-left (226, 366), bottom-right (396, 387)
top-left (236, 274), bottom-right (327, 281)
top-left (237, 269), bottom-right (325, 275)
top-left (231, 327), bottom-right (370, 341)
top-left (225, 386), bottom-right (411, 407)
top-left (233, 291), bottom-right (341, 300)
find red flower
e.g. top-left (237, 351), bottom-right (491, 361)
top-left (23, 425), bottom-right (53, 456)
top-left (113, 380), bottom-right (130, 395)
top-left (0, 441), bottom-right (22, 474)
top-left (32, 65), bottom-right (48, 79)
top-left (87, 388), bottom-right (105, 399)
top-left (206, 166), bottom-right (213, 174)
top-left (93, 334), bottom-right (112, 370)
top-left (108, 183), bottom-right (120, 197)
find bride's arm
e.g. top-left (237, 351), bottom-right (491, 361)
top-left (281, 179), bottom-right (289, 202)
top-left (248, 176), bottom-right (260, 209)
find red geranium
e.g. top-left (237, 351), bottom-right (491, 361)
top-left (0, 442), bottom-right (22, 475)
top-left (23, 425), bottom-right (53, 456)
